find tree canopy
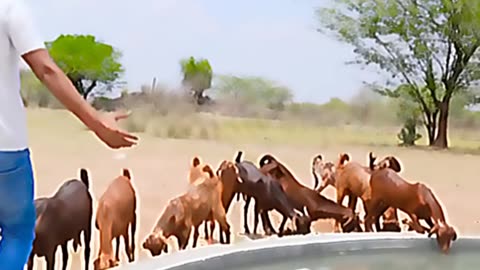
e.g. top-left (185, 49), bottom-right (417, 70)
top-left (318, 0), bottom-right (480, 148)
top-left (214, 75), bottom-right (293, 110)
top-left (180, 56), bottom-right (213, 105)
top-left (46, 34), bottom-right (124, 99)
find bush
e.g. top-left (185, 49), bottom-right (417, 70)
top-left (397, 118), bottom-right (422, 146)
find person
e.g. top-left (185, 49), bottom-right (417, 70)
top-left (0, 0), bottom-right (138, 268)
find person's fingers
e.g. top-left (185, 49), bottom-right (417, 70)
top-left (116, 129), bottom-right (139, 141)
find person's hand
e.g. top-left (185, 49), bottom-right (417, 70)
top-left (92, 111), bottom-right (138, 149)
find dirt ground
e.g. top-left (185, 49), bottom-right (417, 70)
top-left (27, 126), bottom-right (480, 269)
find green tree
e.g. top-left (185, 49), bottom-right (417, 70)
top-left (180, 56), bottom-right (213, 105)
top-left (46, 34), bottom-right (124, 99)
top-left (318, 0), bottom-right (480, 148)
top-left (214, 75), bottom-right (293, 110)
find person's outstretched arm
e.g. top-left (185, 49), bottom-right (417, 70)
top-left (6, 0), bottom-right (138, 149)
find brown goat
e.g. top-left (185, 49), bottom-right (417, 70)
top-left (365, 168), bottom-right (457, 253)
top-left (227, 151), bottom-right (312, 236)
top-left (93, 169), bottom-right (137, 270)
top-left (187, 156), bottom-right (217, 242)
top-left (313, 152), bottom-right (401, 232)
top-left (214, 160), bottom-right (242, 239)
top-left (143, 165), bottom-right (231, 257)
top-left (259, 154), bottom-right (361, 233)
top-left (27, 169), bottom-right (93, 270)
top-left (368, 152), bottom-right (433, 232)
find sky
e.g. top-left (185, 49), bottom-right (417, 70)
top-left (27, 0), bottom-right (381, 103)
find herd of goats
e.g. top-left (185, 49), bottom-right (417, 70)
top-left (27, 150), bottom-right (457, 270)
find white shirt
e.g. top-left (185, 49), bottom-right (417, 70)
top-left (0, 0), bottom-right (45, 151)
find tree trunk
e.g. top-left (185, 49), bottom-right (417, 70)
top-left (83, 80), bottom-right (97, 100)
top-left (421, 111), bottom-right (436, 146)
top-left (433, 101), bottom-right (450, 148)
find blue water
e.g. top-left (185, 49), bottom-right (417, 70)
top-left (233, 249), bottom-right (480, 270)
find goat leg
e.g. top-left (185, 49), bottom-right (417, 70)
top-left (278, 216), bottom-right (288, 236)
top-left (260, 211), bottom-right (276, 236)
top-left (130, 213), bottom-right (137, 262)
top-left (115, 236), bottom-right (120, 262)
top-left (123, 232), bottom-right (133, 263)
top-left (83, 225), bottom-right (92, 270)
top-left (209, 220), bottom-right (216, 243)
top-left (213, 209), bottom-right (231, 245)
top-left (407, 214), bottom-right (427, 234)
top-left (61, 242), bottom-right (69, 270)
top-left (265, 212), bottom-right (276, 233)
top-left (193, 226), bottom-right (200, 248)
top-left (243, 196), bottom-right (252, 234)
top-left (46, 249), bottom-right (56, 270)
top-left (27, 252), bottom-right (34, 270)
top-left (253, 200), bottom-right (260, 235)
top-left (203, 220), bottom-right (210, 241)
top-left (334, 190), bottom-right (347, 232)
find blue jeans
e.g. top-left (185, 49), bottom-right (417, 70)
top-left (0, 149), bottom-right (36, 270)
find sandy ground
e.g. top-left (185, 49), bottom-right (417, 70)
top-left (27, 126), bottom-right (480, 269)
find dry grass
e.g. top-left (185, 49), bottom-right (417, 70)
top-left (26, 108), bottom-right (480, 270)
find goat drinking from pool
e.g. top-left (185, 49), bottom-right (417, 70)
top-left (364, 165), bottom-right (457, 253)
top-left (143, 164), bottom-right (231, 257)
top-left (259, 154), bottom-right (362, 233)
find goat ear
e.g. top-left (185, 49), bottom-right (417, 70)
top-left (387, 156), bottom-right (402, 172)
top-left (451, 228), bottom-right (457, 241)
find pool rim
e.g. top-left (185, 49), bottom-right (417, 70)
top-left (120, 232), bottom-right (480, 270)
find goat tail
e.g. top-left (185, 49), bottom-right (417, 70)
top-left (123, 168), bottom-right (131, 180)
top-left (202, 165), bottom-right (215, 178)
top-left (235, 151), bottom-right (243, 163)
top-left (192, 157), bottom-right (201, 167)
top-left (337, 153), bottom-right (350, 167)
top-left (368, 152), bottom-right (377, 170)
top-left (258, 154), bottom-right (276, 167)
top-left (80, 168), bottom-right (89, 189)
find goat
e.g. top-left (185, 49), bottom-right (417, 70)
top-left (27, 169), bottom-right (93, 270)
top-left (188, 156), bottom-right (217, 243)
top-left (313, 152), bottom-right (401, 232)
top-left (222, 151), bottom-right (311, 236)
top-left (259, 154), bottom-right (362, 233)
top-left (143, 165), bottom-right (230, 257)
top-left (93, 169), bottom-right (137, 270)
top-left (365, 167), bottom-right (457, 254)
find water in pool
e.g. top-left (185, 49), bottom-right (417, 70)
top-left (232, 249), bottom-right (480, 270)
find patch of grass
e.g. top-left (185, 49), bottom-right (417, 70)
top-left (26, 108), bottom-right (480, 154)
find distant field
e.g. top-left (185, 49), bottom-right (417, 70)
top-left (29, 108), bottom-right (480, 153)
top-left (26, 108), bottom-right (480, 270)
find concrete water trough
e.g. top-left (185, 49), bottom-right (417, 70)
top-left (120, 232), bottom-right (480, 270)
